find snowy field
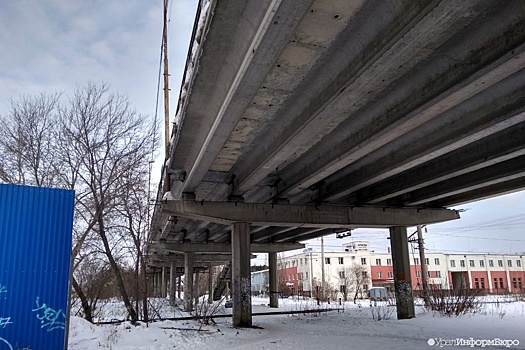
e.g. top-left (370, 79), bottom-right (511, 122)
top-left (69, 296), bottom-right (525, 349)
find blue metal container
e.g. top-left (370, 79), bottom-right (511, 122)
top-left (0, 184), bottom-right (74, 350)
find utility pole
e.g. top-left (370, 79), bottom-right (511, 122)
top-left (162, 0), bottom-right (170, 160)
top-left (321, 236), bottom-right (325, 301)
top-left (309, 249), bottom-right (314, 298)
top-left (417, 225), bottom-right (429, 305)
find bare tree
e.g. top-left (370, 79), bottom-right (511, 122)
top-left (0, 93), bottom-right (61, 186)
top-left (337, 264), bottom-right (371, 303)
top-left (57, 83), bottom-right (156, 324)
top-left (350, 264), bottom-right (371, 303)
top-left (113, 171), bottom-right (153, 322)
top-left (1, 85), bottom-right (156, 325)
top-left (277, 253), bottom-right (292, 296)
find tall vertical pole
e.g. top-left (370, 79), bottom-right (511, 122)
top-left (309, 250), bottom-right (314, 298)
top-left (417, 225), bottom-right (429, 305)
top-left (321, 236), bottom-right (325, 300)
top-left (162, 0), bottom-right (170, 160)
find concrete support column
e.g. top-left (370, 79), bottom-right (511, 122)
top-left (155, 272), bottom-right (160, 297)
top-left (269, 252), bottom-right (278, 308)
top-left (184, 252), bottom-right (194, 312)
top-left (170, 262), bottom-right (177, 306)
top-left (390, 226), bottom-right (415, 319)
top-left (162, 267), bottom-right (167, 298)
top-left (231, 222), bottom-right (252, 327)
top-left (208, 263), bottom-right (214, 304)
top-left (194, 271), bottom-right (200, 307)
top-left (177, 275), bottom-right (182, 299)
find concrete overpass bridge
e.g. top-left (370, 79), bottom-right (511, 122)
top-left (148, 0), bottom-right (525, 326)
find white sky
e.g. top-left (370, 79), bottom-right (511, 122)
top-left (1, 0), bottom-right (524, 262)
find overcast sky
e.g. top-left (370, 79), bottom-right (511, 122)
top-left (1, 1), bottom-right (524, 262)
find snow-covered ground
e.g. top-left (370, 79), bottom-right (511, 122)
top-left (69, 296), bottom-right (525, 349)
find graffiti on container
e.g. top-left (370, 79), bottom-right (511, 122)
top-left (32, 297), bottom-right (66, 332)
top-left (0, 337), bottom-right (13, 350)
top-left (0, 317), bottom-right (12, 329)
top-left (0, 283), bottom-right (13, 350)
top-left (395, 280), bottom-right (412, 307)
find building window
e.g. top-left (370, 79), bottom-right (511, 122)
top-left (387, 271), bottom-right (393, 278)
top-left (479, 260), bottom-right (485, 267)
top-left (305, 272), bottom-right (309, 279)
top-left (513, 278), bottom-right (517, 289)
top-left (517, 260), bottom-right (522, 267)
top-left (494, 278), bottom-right (499, 289)
top-left (416, 271), bottom-right (421, 278)
top-left (300, 258), bottom-right (303, 266)
top-left (518, 278), bottom-right (523, 289)
top-left (305, 257), bottom-right (308, 263)
top-left (340, 285), bottom-right (346, 293)
top-left (363, 284), bottom-right (368, 291)
top-left (436, 271), bottom-right (441, 278)
top-left (361, 258), bottom-right (366, 265)
top-left (489, 260), bottom-right (494, 267)
top-left (427, 271), bottom-right (431, 278)
top-left (387, 258), bottom-right (392, 265)
top-left (414, 258), bottom-right (420, 265)
top-left (460, 260), bottom-right (465, 268)
top-left (362, 271), bottom-right (368, 278)
top-left (425, 258), bottom-right (429, 265)
top-left (450, 260), bottom-right (456, 267)
top-left (480, 278), bottom-right (485, 289)
top-left (376, 258), bottom-right (381, 265)
top-left (499, 278), bottom-right (504, 288)
top-left (434, 258), bottom-right (440, 265)
top-left (338, 271), bottom-right (345, 279)
top-left (507, 260), bottom-right (512, 267)
top-left (377, 271), bottom-right (383, 279)
top-left (474, 278), bottom-right (479, 289)
top-left (325, 258), bottom-right (331, 264)
top-left (469, 260), bottom-right (475, 267)
top-left (498, 260), bottom-right (503, 267)
top-left (338, 257), bottom-right (344, 264)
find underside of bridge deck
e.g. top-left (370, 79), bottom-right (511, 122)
top-left (148, 0), bottom-right (525, 326)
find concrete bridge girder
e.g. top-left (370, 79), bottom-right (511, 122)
top-left (162, 200), bottom-right (459, 228)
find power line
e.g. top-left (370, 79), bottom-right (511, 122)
top-left (426, 232), bottom-right (525, 242)
top-left (424, 247), bottom-right (525, 255)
